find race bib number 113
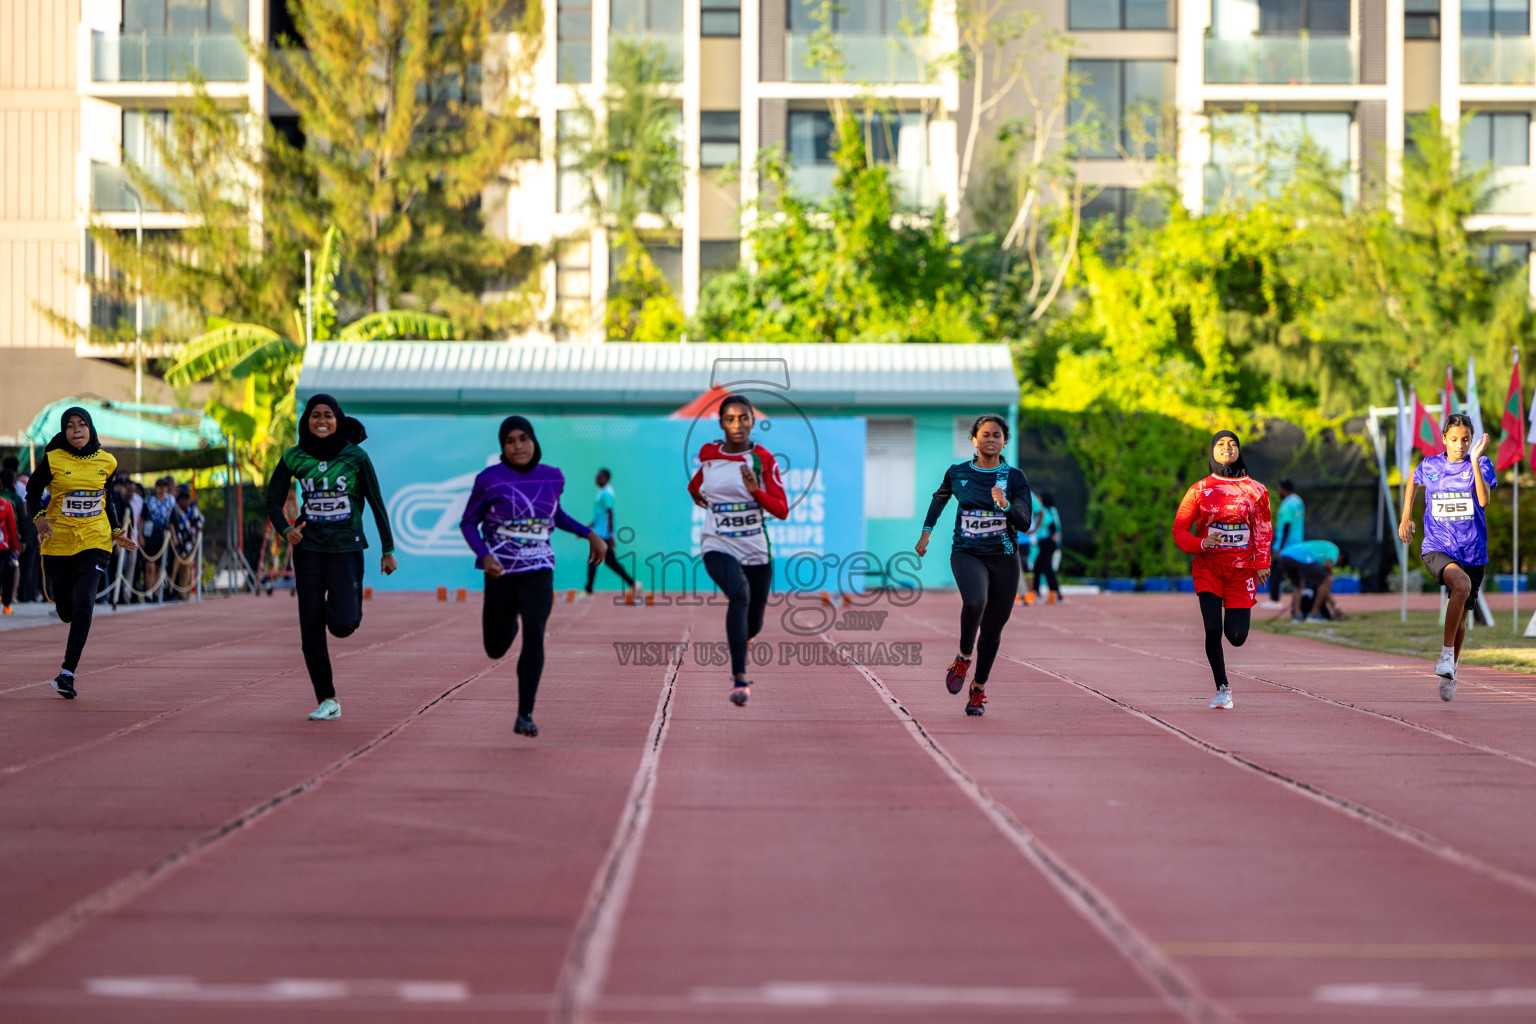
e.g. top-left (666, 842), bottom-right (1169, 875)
top-left (1208, 522), bottom-right (1251, 549)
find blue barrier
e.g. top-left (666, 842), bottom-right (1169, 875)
top-left (1141, 577), bottom-right (1175, 592)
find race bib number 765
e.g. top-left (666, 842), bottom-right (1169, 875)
top-left (1431, 491), bottom-right (1474, 522)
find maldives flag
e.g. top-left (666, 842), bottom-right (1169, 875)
top-left (1498, 353), bottom-right (1526, 472)
top-left (1414, 388), bottom-right (1446, 457)
top-left (1443, 363), bottom-right (1460, 427)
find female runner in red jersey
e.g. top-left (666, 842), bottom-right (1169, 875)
top-left (1171, 431), bottom-right (1273, 710)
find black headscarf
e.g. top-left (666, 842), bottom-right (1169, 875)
top-left (499, 415), bottom-right (542, 471)
top-left (46, 406), bottom-right (102, 459)
top-left (1208, 430), bottom-right (1249, 479)
top-left (298, 393), bottom-right (366, 460)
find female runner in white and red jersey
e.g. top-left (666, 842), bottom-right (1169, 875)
top-left (687, 395), bottom-right (790, 706)
top-left (1172, 430), bottom-right (1273, 710)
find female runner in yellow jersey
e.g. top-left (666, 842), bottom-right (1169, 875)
top-left (25, 407), bottom-right (138, 698)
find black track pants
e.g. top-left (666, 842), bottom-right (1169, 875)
top-left (1197, 590), bottom-right (1250, 690)
top-left (483, 567), bottom-right (554, 717)
top-left (1034, 538), bottom-right (1060, 594)
top-left (585, 544), bottom-right (636, 592)
top-left (293, 548), bottom-right (365, 702)
top-left (951, 550), bottom-right (1019, 685)
top-left (703, 551), bottom-right (772, 679)
top-left (44, 549), bottom-right (110, 673)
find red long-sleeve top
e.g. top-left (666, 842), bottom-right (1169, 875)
top-left (1172, 474), bottom-right (1273, 570)
top-left (0, 498), bottom-right (16, 553)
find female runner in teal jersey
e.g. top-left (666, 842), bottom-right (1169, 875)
top-left (915, 415), bottom-right (1032, 716)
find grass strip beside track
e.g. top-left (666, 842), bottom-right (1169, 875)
top-left (1256, 609), bottom-right (1536, 671)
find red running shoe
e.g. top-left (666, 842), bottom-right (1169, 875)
top-left (945, 654), bottom-right (972, 694)
top-left (965, 683), bottom-right (987, 716)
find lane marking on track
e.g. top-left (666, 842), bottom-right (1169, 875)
top-left (553, 624), bottom-right (691, 1024)
top-left (0, 616), bottom-right (462, 777)
top-left (83, 976), bottom-right (472, 1002)
top-left (997, 651), bottom-right (1536, 902)
top-left (1024, 618), bottom-right (1536, 773)
top-left (1315, 984), bottom-right (1536, 1007)
top-left (0, 600), bottom-right (596, 982)
top-left (822, 636), bottom-right (1237, 1024)
top-left (1162, 942), bottom-right (1536, 959)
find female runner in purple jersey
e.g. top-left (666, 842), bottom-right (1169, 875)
top-left (460, 416), bottom-right (607, 737)
top-left (1397, 413), bottom-right (1495, 701)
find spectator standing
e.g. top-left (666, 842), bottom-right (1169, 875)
top-left (170, 484), bottom-right (204, 599)
top-left (584, 468), bottom-right (640, 600)
top-left (142, 476), bottom-right (176, 600)
top-left (0, 470), bottom-right (18, 614)
top-left (1267, 478), bottom-right (1305, 606)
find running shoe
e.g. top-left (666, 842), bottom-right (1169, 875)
top-left (514, 714), bottom-right (539, 737)
top-left (49, 672), bottom-right (76, 699)
top-left (1209, 685), bottom-right (1233, 710)
top-left (1434, 649), bottom-right (1457, 683)
top-left (307, 698), bottom-right (340, 721)
top-left (1023, 591), bottom-right (1036, 606)
top-left (1438, 676), bottom-right (1457, 702)
top-left (965, 683), bottom-right (986, 716)
top-left (945, 654), bottom-right (972, 695)
top-left (1046, 592), bottom-right (1058, 605)
top-left (730, 684), bottom-right (750, 706)
top-left (2, 605), bottom-right (12, 615)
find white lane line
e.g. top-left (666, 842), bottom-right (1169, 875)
top-left (824, 641), bottom-right (1238, 1024)
top-left (1315, 984), bottom-right (1536, 1007)
top-left (691, 981), bottom-right (1074, 1007)
top-left (999, 651), bottom-right (1536, 902)
top-left (83, 976), bottom-right (471, 1003)
top-left (552, 625), bottom-right (690, 1024)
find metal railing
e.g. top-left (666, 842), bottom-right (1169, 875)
top-left (1483, 165), bottom-right (1536, 216)
top-left (1461, 35), bottom-right (1536, 85)
top-left (789, 162), bottom-right (939, 207)
top-left (1203, 34), bottom-right (1356, 85)
top-left (786, 32), bottom-right (926, 83)
top-left (91, 30), bottom-right (248, 83)
top-left (608, 30), bottom-right (683, 80)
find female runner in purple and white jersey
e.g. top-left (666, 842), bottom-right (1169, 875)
top-left (460, 416), bottom-right (606, 737)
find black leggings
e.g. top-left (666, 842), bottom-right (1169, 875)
top-left (951, 550), bottom-right (1019, 685)
top-left (293, 547), bottom-right (365, 702)
top-left (1, 554), bottom-right (15, 607)
top-left (703, 551), bottom-right (772, 679)
top-left (43, 549), bottom-right (110, 673)
top-left (1198, 591), bottom-right (1250, 690)
top-left (484, 567), bottom-right (554, 716)
top-left (1034, 538), bottom-right (1060, 595)
top-left (585, 543), bottom-right (636, 592)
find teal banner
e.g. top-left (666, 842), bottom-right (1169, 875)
top-left (363, 415), bottom-right (866, 594)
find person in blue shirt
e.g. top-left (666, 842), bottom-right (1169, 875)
top-left (584, 469), bottom-right (641, 601)
top-left (1276, 539), bottom-right (1344, 624)
top-left (1032, 491), bottom-right (1064, 604)
top-left (1267, 479), bottom-right (1304, 605)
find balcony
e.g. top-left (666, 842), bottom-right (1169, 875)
top-left (1484, 166), bottom-right (1536, 216)
top-left (789, 162), bottom-right (939, 207)
top-left (1461, 36), bottom-right (1536, 85)
top-left (91, 30), bottom-right (247, 83)
top-left (90, 162), bottom-right (182, 213)
top-left (1204, 34), bottom-right (1356, 85)
top-left (90, 292), bottom-right (195, 335)
top-left (786, 32), bottom-right (926, 84)
top-left (1204, 163), bottom-right (1355, 209)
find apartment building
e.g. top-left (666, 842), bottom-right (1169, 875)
top-left (1061, 0), bottom-right (1535, 279)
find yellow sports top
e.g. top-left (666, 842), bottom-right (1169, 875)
top-left (36, 448), bottom-right (119, 556)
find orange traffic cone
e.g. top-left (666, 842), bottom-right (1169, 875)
top-left (625, 590), bottom-right (635, 605)
top-left (644, 592), bottom-right (654, 605)
top-left (436, 586), bottom-right (447, 601)
top-left (820, 591), bottom-right (831, 606)
top-left (1047, 592), bottom-right (1057, 605)
top-left (363, 586), bottom-right (373, 600)
top-left (456, 588), bottom-right (467, 602)
top-left (1023, 591), bottom-right (1036, 605)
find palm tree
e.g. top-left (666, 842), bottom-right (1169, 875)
top-left (166, 226), bottom-right (454, 477)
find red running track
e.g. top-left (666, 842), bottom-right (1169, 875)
top-left (1, 590), bottom-right (1535, 1023)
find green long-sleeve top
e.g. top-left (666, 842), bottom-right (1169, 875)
top-left (265, 443), bottom-right (395, 554)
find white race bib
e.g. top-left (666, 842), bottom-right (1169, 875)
top-left (61, 490), bottom-right (105, 519)
top-left (711, 501), bottom-right (762, 538)
top-left (1431, 491), bottom-right (1474, 522)
top-left (1208, 522), bottom-right (1251, 549)
top-left (496, 517), bottom-right (553, 544)
top-left (304, 490), bottom-right (352, 522)
top-left (960, 508), bottom-right (1007, 539)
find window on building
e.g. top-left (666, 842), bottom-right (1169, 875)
top-left (1067, 0), bottom-right (1172, 31)
top-left (558, 0), bottom-right (592, 83)
top-left (700, 240), bottom-right (741, 283)
top-left (702, 0), bottom-right (741, 35)
top-left (866, 418), bottom-right (915, 519)
top-left (788, 109), bottom-right (920, 164)
top-left (556, 110), bottom-right (588, 212)
top-left (1478, 240), bottom-right (1533, 266)
top-left (125, 0), bottom-right (248, 31)
top-left (1069, 60), bottom-right (1171, 159)
top-left (613, 0), bottom-right (683, 34)
top-left (1080, 187), bottom-right (1167, 227)
top-left (123, 110), bottom-right (173, 170)
top-left (700, 111), bottom-right (742, 167)
top-left (509, 116), bottom-right (541, 160)
top-left (1405, 0), bottom-right (1440, 37)
top-left (1210, 111), bottom-right (1352, 169)
top-left (1255, 0), bottom-right (1350, 34)
top-left (1465, 112), bottom-right (1531, 166)
top-left (1461, 0), bottom-right (1529, 36)
top-left (788, 0), bottom-right (922, 33)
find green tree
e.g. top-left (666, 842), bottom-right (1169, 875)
top-left (164, 227), bottom-right (454, 478)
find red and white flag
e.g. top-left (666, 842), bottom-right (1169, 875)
top-left (1414, 388), bottom-right (1446, 457)
top-left (1497, 353), bottom-right (1526, 472)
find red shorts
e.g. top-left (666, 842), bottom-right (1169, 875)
top-left (1192, 558), bottom-right (1258, 609)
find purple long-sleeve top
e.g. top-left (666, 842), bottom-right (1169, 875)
top-left (459, 461), bottom-right (591, 574)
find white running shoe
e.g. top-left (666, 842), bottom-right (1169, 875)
top-left (1210, 685), bottom-right (1233, 710)
top-left (1434, 649), bottom-right (1457, 682)
top-left (307, 698), bottom-right (341, 721)
top-left (1439, 676), bottom-right (1457, 702)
